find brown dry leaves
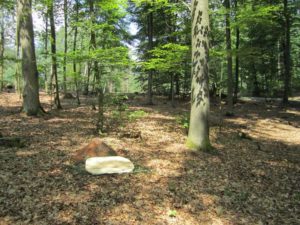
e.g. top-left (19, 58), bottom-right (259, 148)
top-left (0, 93), bottom-right (299, 225)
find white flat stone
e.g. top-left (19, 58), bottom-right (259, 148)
top-left (85, 156), bottom-right (134, 175)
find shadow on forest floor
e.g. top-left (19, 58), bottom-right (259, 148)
top-left (0, 92), bottom-right (299, 224)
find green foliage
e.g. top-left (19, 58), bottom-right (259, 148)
top-left (142, 43), bottom-right (189, 73)
top-left (128, 110), bottom-right (148, 121)
top-left (168, 210), bottom-right (177, 217)
top-left (176, 113), bottom-right (189, 130)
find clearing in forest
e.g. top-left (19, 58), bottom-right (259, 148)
top-left (0, 92), bottom-right (299, 225)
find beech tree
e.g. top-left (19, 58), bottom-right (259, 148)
top-left (17, 0), bottom-right (41, 115)
top-left (187, 0), bottom-right (211, 151)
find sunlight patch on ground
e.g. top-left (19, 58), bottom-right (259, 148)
top-left (16, 150), bottom-right (39, 157)
top-left (43, 191), bottom-right (92, 205)
top-left (286, 109), bottom-right (300, 116)
top-left (55, 209), bottom-right (75, 224)
top-left (252, 119), bottom-right (300, 145)
top-left (147, 159), bottom-right (182, 177)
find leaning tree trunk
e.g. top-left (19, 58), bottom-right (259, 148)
top-left (187, 0), bottom-right (211, 151)
top-left (224, 0), bottom-right (233, 111)
top-left (283, 0), bottom-right (291, 104)
top-left (48, 1), bottom-right (62, 109)
top-left (17, 0), bottom-right (41, 115)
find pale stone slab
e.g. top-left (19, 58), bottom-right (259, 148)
top-left (85, 156), bottom-right (134, 175)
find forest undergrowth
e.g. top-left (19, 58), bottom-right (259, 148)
top-left (0, 92), bottom-right (299, 225)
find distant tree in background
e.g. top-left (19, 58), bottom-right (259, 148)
top-left (0, 10), bottom-right (4, 91)
top-left (224, 0), bottom-right (233, 112)
top-left (0, 0), bottom-right (300, 120)
top-left (48, 0), bottom-right (62, 109)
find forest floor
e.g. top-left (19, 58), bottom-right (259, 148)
top-left (0, 92), bottom-right (299, 225)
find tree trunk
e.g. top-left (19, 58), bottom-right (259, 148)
top-left (283, 0), bottom-right (291, 104)
top-left (73, 0), bottom-right (80, 105)
top-left (15, 40), bottom-right (22, 98)
top-left (44, 13), bottom-right (49, 93)
top-left (170, 73), bottom-right (175, 107)
top-left (17, 0), bottom-right (41, 115)
top-left (63, 0), bottom-right (67, 94)
top-left (89, 0), bottom-right (104, 132)
top-left (233, 0), bottom-right (239, 101)
top-left (224, 0), bottom-right (233, 111)
top-left (83, 62), bottom-right (90, 95)
top-left (48, 1), bottom-right (62, 109)
top-left (0, 12), bottom-right (4, 91)
top-left (187, 0), bottom-right (211, 151)
top-left (147, 2), bottom-right (154, 105)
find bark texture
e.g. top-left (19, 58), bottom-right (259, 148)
top-left (187, 0), bottom-right (211, 151)
top-left (17, 0), bottom-right (40, 115)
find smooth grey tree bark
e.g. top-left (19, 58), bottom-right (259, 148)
top-left (187, 0), bottom-right (211, 151)
top-left (17, 0), bottom-right (41, 115)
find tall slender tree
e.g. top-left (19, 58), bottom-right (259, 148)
top-left (283, 0), bottom-right (291, 104)
top-left (187, 0), bottom-right (211, 151)
top-left (63, 0), bottom-right (68, 94)
top-left (17, 0), bottom-right (41, 115)
top-left (147, 1), bottom-right (154, 105)
top-left (73, 0), bottom-right (80, 105)
top-left (0, 10), bottom-right (4, 91)
top-left (43, 11), bottom-right (49, 93)
top-left (224, 0), bottom-right (233, 111)
top-left (48, 0), bottom-right (62, 109)
top-left (88, 0), bottom-right (104, 132)
top-left (233, 0), bottom-right (240, 101)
